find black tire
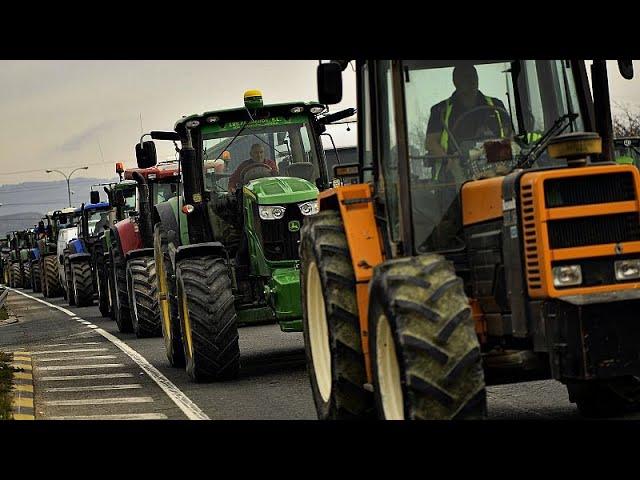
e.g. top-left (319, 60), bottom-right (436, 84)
top-left (567, 377), bottom-right (640, 418)
top-left (111, 237), bottom-right (133, 333)
top-left (154, 222), bottom-right (185, 367)
top-left (177, 256), bottom-right (240, 382)
top-left (368, 255), bottom-right (486, 420)
top-left (31, 260), bottom-right (41, 293)
top-left (44, 256), bottom-right (63, 297)
top-left (23, 261), bottom-right (32, 289)
top-left (72, 260), bottom-right (94, 307)
top-left (300, 210), bottom-right (374, 419)
top-left (11, 263), bottom-right (22, 288)
top-left (127, 256), bottom-right (162, 338)
top-left (107, 255), bottom-right (116, 320)
top-left (96, 244), bottom-right (110, 317)
top-left (64, 250), bottom-right (75, 306)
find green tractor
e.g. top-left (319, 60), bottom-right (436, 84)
top-left (7, 230), bottom-right (32, 289)
top-left (36, 211), bottom-right (65, 298)
top-left (1, 237), bottom-right (10, 285)
top-left (96, 173), bottom-right (139, 317)
top-left (145, 89), bottom-right (352, 381)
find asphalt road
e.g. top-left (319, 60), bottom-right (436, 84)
top-left (3, 287), bottom-right (640, 421)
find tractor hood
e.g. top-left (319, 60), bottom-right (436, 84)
top-left (245, 177), bottom-right (318, 205)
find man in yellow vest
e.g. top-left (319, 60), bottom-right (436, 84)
top-left (425, 63), bottom-right (511, 182)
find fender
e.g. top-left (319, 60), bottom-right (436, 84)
top-left (175, 242), bottom-right (226, 265)
top-left (69, 239), bottom-right (85, 255)
top-left (69, 252), bottom-right (92, 263)
top-left (113, 218), bottom-right (143, 257)
top-left (126, 247), bottom-right (155, 262)
top-left (154, 201), bottom-right (180, 251)
top-left (30, 248), bottom-right (40, 261)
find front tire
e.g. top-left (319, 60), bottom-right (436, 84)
top-left (72, 260), bottom-right (94, 307)
top-left (43, 256), bottom-right (62, 297)
top-left (368, 255), bottom-right (486, 420)
top-left (111, 238), bottom-right (133, 333)
top-left (300, 210), bottom-right (374, 419)
top-left (177, 256), bottom-right (240, 382)
top-left (127, 256), bottom-right (162, 338)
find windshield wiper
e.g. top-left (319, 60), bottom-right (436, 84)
top-left (514, 112), bottom-right (579, 170)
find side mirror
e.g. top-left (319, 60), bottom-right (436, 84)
top-left (90, 190), bottom-right (100, 204)
top-left (136, 141), bottom-right (158, 168)
top-left (114, 190), bottom-right (126, 207)
top-left (618, 60), bottom-right (634, 80)
top-left (317, 62), bottom-right (343, 105)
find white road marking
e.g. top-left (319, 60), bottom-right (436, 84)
top-left (43, 384), bottom-right (142, 393)
top-left (44, 396), bottom-right (154, 406)
top-left (32, 348), bottom-right (109, 355)
top-left (40, 373), bottom-right (134, 381)
top-left (37, 355), bottom-right (117, 362)
top-left (48, 413), bottom-right (168, 420)
top-left (38, 342), bottom-right (101, 348)
top-left (36, 363), bottom-right (125, 371)
top-left (9, 288), bottom-right (210, 420)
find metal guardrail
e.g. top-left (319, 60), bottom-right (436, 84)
top-left (0, 287), bottom-right (8, 309)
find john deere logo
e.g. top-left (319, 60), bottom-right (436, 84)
top-left (288, 220), bottom-right (300, 232)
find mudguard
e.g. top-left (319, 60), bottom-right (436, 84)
top-left (126, 247), bottom-right (155, 261)
top-left (175, 242), bottom-right (226, 265)
top-left (113, 218), bottom-right (143, 257)
top-left (69, 252), bottom-right (91, 263)
top-left (154, 201), bottom-right (180, 250)
top-left (69, 239), bottom-right (85, 255)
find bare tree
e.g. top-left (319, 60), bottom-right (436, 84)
top-left (612, 101), bottom-right (640, 137)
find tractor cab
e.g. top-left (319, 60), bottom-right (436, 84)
top-left (614, 136), bottom-right (640, 166)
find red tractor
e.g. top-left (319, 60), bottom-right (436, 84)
top-left (108, 160), bottom-right (180, 337)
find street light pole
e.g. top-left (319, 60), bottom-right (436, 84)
top-left (45, 167), bottom-right (89, 207)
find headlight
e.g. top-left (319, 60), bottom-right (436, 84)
top-left (298, 200), bottom-right (319, 216)
top-left (259, 205), bottom-right (286, 220)
top-left (552, 265), bottom-right (582, 287)
top-left (614, 259), bottom-right (640, 281)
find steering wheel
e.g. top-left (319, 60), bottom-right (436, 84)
top-left (447, 105), bottom-right (512, 157)
top-left (238, 162), bottom-right (274, 187)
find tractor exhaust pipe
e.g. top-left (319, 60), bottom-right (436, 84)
top-left (132, 171), bottom-right (154, 248)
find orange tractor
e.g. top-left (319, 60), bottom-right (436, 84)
top-left (300, 60), bottom-right (640, 419)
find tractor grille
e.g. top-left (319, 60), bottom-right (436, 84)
top-left (259, 206), bottom-right (304, 261)
top-left (544, 172), bottom-right (635, 208)
top-left (548, 213), bottom-right (640, 249)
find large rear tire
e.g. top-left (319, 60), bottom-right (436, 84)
top-left (23, 262), bottom-right (32, 290)
top-left (11, 263), bottom-right (22, 288)
top-left (154, 222), bottom-right (185, 367)
top-left (368, 255), bottom-right (486, 420)
top-left (127, 256), bottom-right (162, 338)
top-left (111, 239), bottom-right (133, 333)
top-left (31, 260), bottom-right (41, 293)
top-left (96, 243), bottom-right (110, 317)
top-left (72, 260), bottom-right (94, 307)
top-left (43, 256), bottom-right (62, 297)
top-left (300, 210), bottom-right (374, 419)
top-left (177, 256), bottom-right (240, 382)
top-left (64, 250), bottom-right (75, 306)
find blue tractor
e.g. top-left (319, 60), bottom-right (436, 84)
top-left (65, 195), bottom-right (111, 307)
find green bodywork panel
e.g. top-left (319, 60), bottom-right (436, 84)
top-left (245, 176), bottom-right (319, 205)
top-left (266, 267), bottom-right (303, 331)
top-left (236, 306), bottom-right (275, 326)
top-left (165, 195), bottom-right (189, 247)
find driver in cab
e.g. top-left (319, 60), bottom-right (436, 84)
top-left (424, 63), bottom-right (511, 183)
top-left (227, 143), bottom-right (278, 193)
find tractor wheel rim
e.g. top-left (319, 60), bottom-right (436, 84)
top-left (376, 314), bottom-right (404, 420)
top-left (306, 261), bottom-right (332, 403)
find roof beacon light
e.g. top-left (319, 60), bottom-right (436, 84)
top-left (244, 89), bottom-right (263, 109)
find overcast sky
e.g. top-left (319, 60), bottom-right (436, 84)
top-left (0, 60), bottom-right (637, 185)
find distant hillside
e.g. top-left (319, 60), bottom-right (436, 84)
top-left (0, 176), bottom-right (118, 220)
top-left (0, 212), bottom-right (44, 237)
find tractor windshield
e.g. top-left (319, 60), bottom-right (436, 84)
top-left (151, 181), bottom-right (178, 205)
top-left (614, 137), bottom-right (640, 166)
top-left (201, 120), bottom-right (321, 193)
top-left (370, 60), bottom-right (587, 253)
top-left (86, 209), bottom-right (110, 236)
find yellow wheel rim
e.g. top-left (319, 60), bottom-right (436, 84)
top-left (179, 282), bottom-right (193, 359)
top-left (155, 241), bottom-right (171, 342)
top-left (376, 314), bottom-right (404, 420)
top-left (306, 261), bottom-right (332, 402)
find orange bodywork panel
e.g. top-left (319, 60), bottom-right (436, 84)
top-left (520, 164), bottom-right (640, 298)
top-left (319, 184), bottom-right (385, 382)
top-left (462, 176), bottom-right (505, 226)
